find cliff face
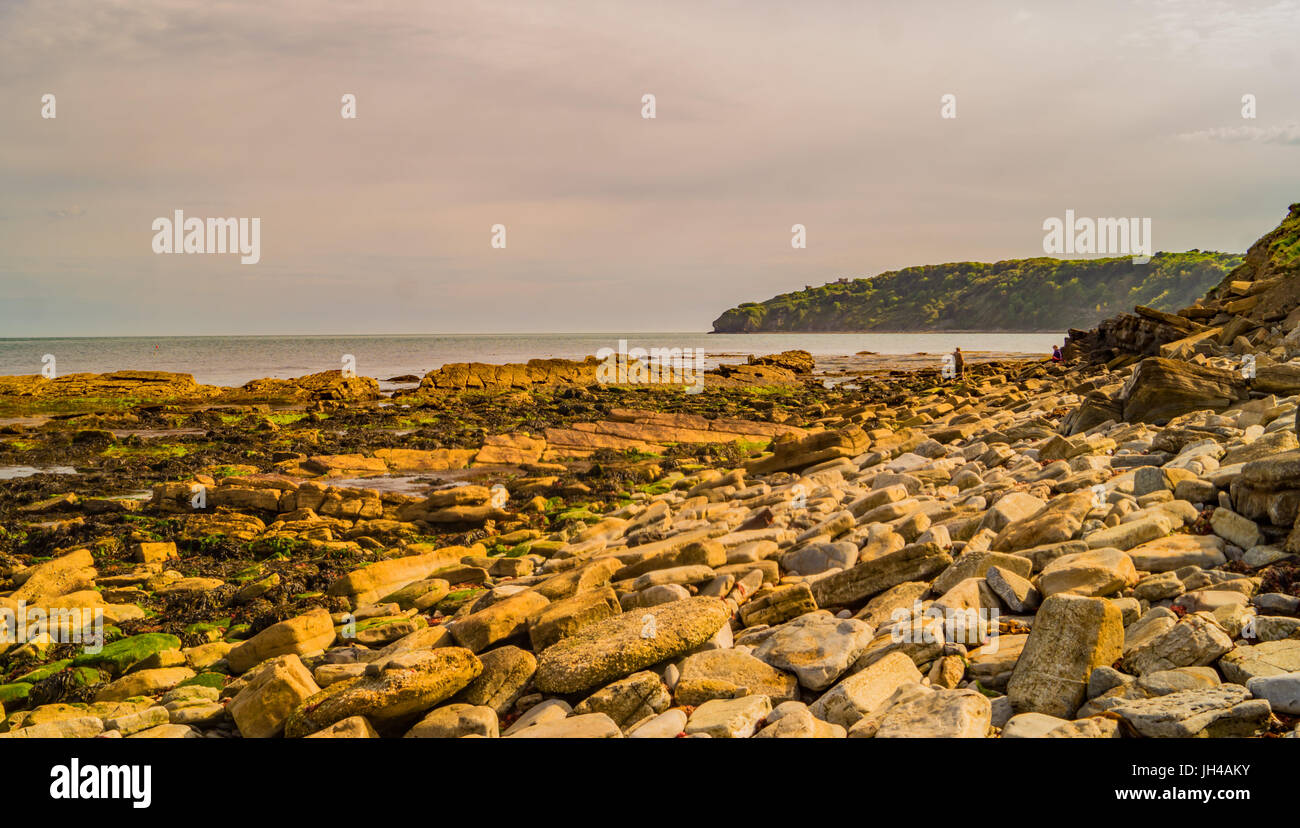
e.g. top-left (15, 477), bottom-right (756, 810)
top-left (1060, 202), bottom-right (1300, 433)
top-left (1066, 203), bottom-right (1300, 364)
top-left (711, 252), bottom-right (1242, 333)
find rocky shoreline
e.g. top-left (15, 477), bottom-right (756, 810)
top-left (2, 207), bottom-right (1299, 740)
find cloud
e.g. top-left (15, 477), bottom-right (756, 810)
top-left (1177, 123), bottom-right (1300, 145)
top-left (47, 205), bottom-right (87, 219)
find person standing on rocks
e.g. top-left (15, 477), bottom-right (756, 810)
top-left (952, 347), bottom-right (965, 379)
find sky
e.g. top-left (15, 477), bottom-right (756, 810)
top-left (1, 0), bottom-right (1299, 337)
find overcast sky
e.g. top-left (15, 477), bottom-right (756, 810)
top-left (2, 0), bottom-right (1299, 336)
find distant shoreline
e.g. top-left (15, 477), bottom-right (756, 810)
top-left (0, 329), bottom-right (1067, 341)
top-left (706, 329), bottom-right (1069, 335)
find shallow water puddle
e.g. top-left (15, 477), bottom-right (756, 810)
top-left (326, 474), bottom-right (437, 496)
top-left (0, 465), bottom-right (78, 480)
top-left (109, 428), bottom-right (207, 439)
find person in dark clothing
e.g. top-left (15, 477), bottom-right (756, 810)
top-left (952, 347), bottom-right (964, 378)
top-left (1052, 345), bottom-right (1063, 362)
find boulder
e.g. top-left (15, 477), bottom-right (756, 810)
top-left (533, 597), bottom-right (729, 694)
top-left (752, 612), bottom-right (875, 691)
top-left (1007, 594), bottom-right (1124, 718)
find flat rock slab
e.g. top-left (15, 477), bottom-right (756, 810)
top-left (1246, 673), bottom-right (1300, 715)
top-left (675, 649), bottom-right (800, 706)
top-left (875, 688), bottom-right (991, 738)
top-left (1124, 613), bottom-right (1233, 676)
top-left (1127, 534), bottom-right (1226, 573)
top-left (286, 648), bottom-right (482, 736)
top-left (1219, 640), bottom-right (1300, 684)
top-left (752, 612), bottom-right (875, 691)
top-left (685, 695), bottom-right (773, 738)
top-left (1112, 685), bottom-right (1269, 738)
top-left (503, 712), bottom-right (622, 738)
top-left (811, 542), bottom-right (952, 608)
top-left (810, 650), bottom-right (923, 729)
top-left (533, 596), bottom-right (729, 694)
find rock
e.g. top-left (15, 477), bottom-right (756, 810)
top-left (286, 648), bottom-right (482, 736)
top-left (1133, 571), bottom-right (1183, 601)
top-left (1084, 517), bottom-right (1171, 551)
top-left (1007, 594), bottom-right (1125, 718)
top-left (621, 584), bottom-right (693, 609)
top-left (228, 654), bottom-right (321, 738)
top-left (533, 597), bottom-right (729, 694)
top-left (628, 708), bottom-right (689, 738)
top-left (72, 632), bottom-right (182, 676)
top-left (501, 698), bottom-right (571, 735)
top-left (810, 543), bottom-right (953, 607)
top-left (854, 581), bottom-right (931, 629)
top-left (227, 609), bottom-right (337, 673)
top-left (985, 565), bottom-right (1041, 613)
top-left (1045, 717), bottom-right (1123, 738)
top-left (674, 649), bottom-right (800, 706)
top-left (101, 707), bottom-right (170, 736)
top-left (1245, 673), bottom-right (1300, 715)
top-left (1209, 507), bottom-right (1262, 550)
top-left (503, 712), bottom-right (623, 738)
top-left (304, 716), bottom-right (379, 738)
top-left (404, 703), bottom-right (499, 738)
top-left (1219, 640), bottom-right (1300, 684)
top-left (95, 667), bottom-right (195, 702)
top-left (1001, 712), bottom-right (1071, 738)
top-left (573, 671), bottom-right (671, 730)
top-left (684, 695), bottom-right (772, 738)
top-left (1127, 534), bottom-right (1226, 572)
top-left (1112, 685), bottom-right (1270, 738)
top-left (781, 541), bottom-right (857, 576)
top-left (475, 433), bottom-right (547, 465)
top-left (754, 704), bottom-right (845, 738)
top-left (991, 490), bottom-right (1094, 552)
top-left (528, 586), bottom-right (621, 652)
top-left (738, 582), bottom-right (818, 627)
top-left (0, 715), bottom-right (106, 739)
top-left (1119, 357), bottom-right (1249, 424)
top-left (875, 688), bottom-right (991, 738)
top-left (11, 547), bottom-right (95, 604)
top-left (1137, 666), bottom-right (1221, 695)
top-left (446, 590), bottom-right (550, 653)
top-left (328, 549), bottom-right (468, 608)
top-left (135, 541), bottom-right (178, 564)
top-left (752, 612), bottom-right (875, 691)
top-left (930, 550), bottom-right (1032, 597)
top-left (1038, 547), bottom-right (1137, 598)
top-left (455, 645), bottom-right (537, 716)
top-left (1254, 615), bottom-right (1300, 641)
top-left (127, 723), bottom-right (199, 739)
top-left (1123, 613), bottom-right (1233, 675)
top-left (809, 651), bottom-right (924, 729)
top-left (629, 564), bottom-right (718, 591)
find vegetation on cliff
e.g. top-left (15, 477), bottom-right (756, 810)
top-left (711, 251), bottom-right (1242, 333)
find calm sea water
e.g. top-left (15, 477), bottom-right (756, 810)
top-left (0, 332), bottom-right (1065, 388)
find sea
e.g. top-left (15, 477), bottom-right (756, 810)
top-left (0, 332), bottom-right (1066, 388)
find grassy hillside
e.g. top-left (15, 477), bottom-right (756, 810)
top-left (711, 252), bottom-right (1243, 333)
